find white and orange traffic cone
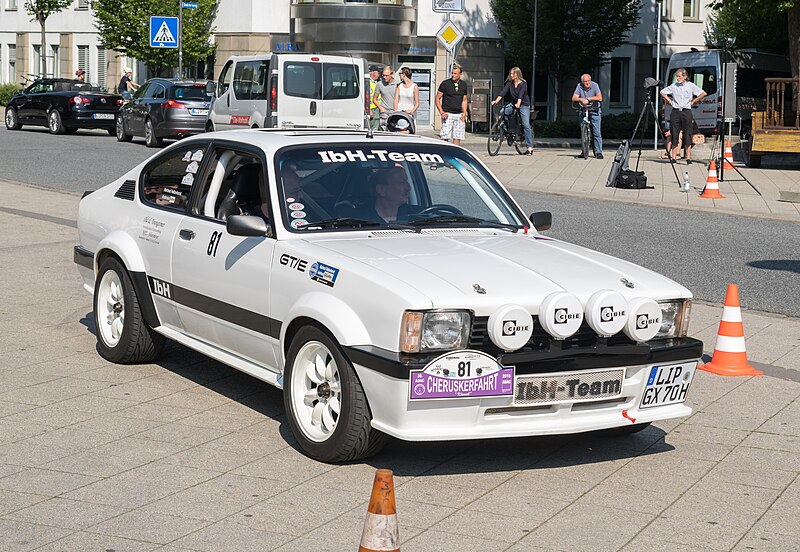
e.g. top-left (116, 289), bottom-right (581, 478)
top-left (359, 469), bottom-right (400, 552)
top-left (700, 284), bottom-right (762, 377)
top-left (723, 140), bottom-right (736, 170)
top-left (699, 160), bottom-right (725, 199)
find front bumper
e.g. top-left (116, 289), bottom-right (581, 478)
top-left (347, 338), bottom-right (702, 441)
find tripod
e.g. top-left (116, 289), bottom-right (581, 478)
top-left (629, 85), bottom-right (682, 189)
top-left (707, 118), bottom-right (761, 195)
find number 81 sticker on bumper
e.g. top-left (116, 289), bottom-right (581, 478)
top-left (640, 362), bottom-right (696, 409)
top-left (410, 350), bottom-right (514, 400)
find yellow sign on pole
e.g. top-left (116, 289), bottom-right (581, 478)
top-left (436, 20), bottom-right (465, 52)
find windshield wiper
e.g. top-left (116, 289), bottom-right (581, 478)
top-left (307, 217), bottom-right (420, 232)
top-left (408, 214), bottom-right (520, 232)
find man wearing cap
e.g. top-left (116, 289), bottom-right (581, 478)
top-left (117, 68), bottom-right (140, 99)
top-left (368, 65), bottom-right (381, 131)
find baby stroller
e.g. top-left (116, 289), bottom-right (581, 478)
top-left (384, 111), bottom-right (415, 134)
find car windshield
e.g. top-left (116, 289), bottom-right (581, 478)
top-left (172, 85), bottom-right (210, 100)
top-left (276, 144), bottom-right (527, 232)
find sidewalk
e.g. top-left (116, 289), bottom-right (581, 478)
top-left (419, 129), bottom-right (800, 222)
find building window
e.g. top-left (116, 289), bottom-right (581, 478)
top-left (51, 45), bottom-right (59, 77)
top-left (660, 0), bottom-right (672, 19)
top-left (33, 44), bottom-right (43, 76)
top-left (97, 46), bottom-right (107, 90)
top-left (76, 0), bottom-right (89, 8)
top-left (8, 44), bottom-right (16, 83)
top-left (77, 45), bottom-right (89, 79)
top-left (683, 0), bottom-right (699, 20)
top-left (7, 0), bottom-right (17, 9)
top-left (610, 58), bottom-right (629, 105)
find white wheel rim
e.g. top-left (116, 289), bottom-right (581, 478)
top-left (49, 112), bottom-right (58, 131)
top-left (290, 340), bottom-right (342, 442)
top-left (116, 116), bottom-right (124, 137)
top-left (145, 121), bottom-right (152, 142)
top-left (5, 110), bottom-right (14, 127)
top-left (97, 270), bottom-right (125, 347)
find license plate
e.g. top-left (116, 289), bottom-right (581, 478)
top-left (409, 350), bottom-right (514, 400)
top-left (92, 113), bottom-right (115, 119)
top-left (190, 108), bottom-right (209, 116)
top-left (514, 369), bottom-right (624, 406)
top-left (640, 362), bottom-right (696, 409)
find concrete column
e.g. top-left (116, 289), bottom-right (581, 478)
top-left (59, 33), bottom-right (73, 79)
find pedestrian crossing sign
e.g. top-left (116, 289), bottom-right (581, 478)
top-left (150, 16), bottom-right (179, 49)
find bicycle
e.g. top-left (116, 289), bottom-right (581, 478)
top-left (575, 100), bottom-right (599, 159)
top-left (487, 103), bottom-right (528, 156)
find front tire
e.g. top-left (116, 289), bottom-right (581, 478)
top-left (581, 123), bottom-right (590, 159)
top-left (93, 257), bottom-right (165, 363)
top-left (5, 107), bottom-right (22, 130)
top-left (144, 118), bottom-right (162, 148)
top-left (487, 120), bottom-right (503, 156)
top-left (48, 109), bottom-right (65, 135)
top-left (116, 115), bottom-right (132, 142)
top-left (283, 326), bottom-right (388, 462)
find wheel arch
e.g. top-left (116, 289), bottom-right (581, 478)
top-left (94, 232), bottom-right (160, 328)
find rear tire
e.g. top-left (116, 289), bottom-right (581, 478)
top-left (116, 115), bottom-right (132, 142)
top-left (487, 120), bottom-right (503, 156)
top-left (144, 118), bottom-right (162, 148)
top-left (48, 109), bottom-right (65, 135)
top-left (93, 257), bottom-right (165, 363)
top-left (5, 107), bottom-right (22, 130)
top-left (283, 326), bottom-right (388, 462)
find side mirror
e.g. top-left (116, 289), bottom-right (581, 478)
top-left (226, 214), bottom-right (269, 237)
top-left (205, 80), bottom-right (217, 96)
top-left (529, 211), bottom-right (552, 231)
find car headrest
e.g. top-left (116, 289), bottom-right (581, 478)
top-left (230, 164), bottom-right (263, 203)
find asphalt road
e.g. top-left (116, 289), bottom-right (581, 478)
top-left (2, 125), bottom-right (798, 317)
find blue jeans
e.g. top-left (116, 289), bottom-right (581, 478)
top-left (502, 104), bottom-right (533, 148)
top-left (578, 109), bottom-right (603, 154)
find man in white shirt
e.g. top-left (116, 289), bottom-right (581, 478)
top-left (660, 68), bottom-right (707, 164)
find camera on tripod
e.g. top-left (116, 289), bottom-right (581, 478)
top-left (643, 77), bottom-right (665, 89)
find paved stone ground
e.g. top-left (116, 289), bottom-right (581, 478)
top-left (0, 179), bottom-right (799, 550)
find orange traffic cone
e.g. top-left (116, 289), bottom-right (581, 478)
top-left (700, 284), bottom-right (762, 376)
top-left (359, 469), bottom-right (400, 552)
top-left (723, 140), bottom-right (736, 170)
top-left (699, 161), bottom-right (725, 199)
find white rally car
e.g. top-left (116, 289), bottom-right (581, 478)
top-left (74, 129), bottom-right (701, 462)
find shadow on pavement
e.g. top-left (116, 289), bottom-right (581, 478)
top-left (747, 259), bottom-right (800, 273)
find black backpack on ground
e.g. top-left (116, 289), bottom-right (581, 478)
top-left (614, 170), bottom-right (650, 189)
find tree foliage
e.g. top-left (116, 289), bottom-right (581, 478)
top-left (490, 0), bottom-right (640, 117)
top-left (706, 1), bottom-right (788, 56)
top-left (93, 0), bottom-right (218, 77)
top-left (24, 0), bottom-right (72, 76)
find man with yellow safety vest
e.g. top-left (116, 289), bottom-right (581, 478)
top-left (368, 65), bottom-right (381, 131)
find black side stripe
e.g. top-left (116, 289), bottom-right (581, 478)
top-left (147, 275), bottom-right (281, 339)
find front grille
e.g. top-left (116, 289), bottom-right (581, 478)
top-left (114, 179), bottom-right (136, 201)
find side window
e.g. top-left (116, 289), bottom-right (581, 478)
top-left (252, 61), bottom-right (269, 100)
top-left (194, 149), bottom-right (267, 223)
top-left (233, 60), bottom-right (259, 100)
top-left (150, 84), bottom-right (166, 99)
top-left (141, 146), bottom-right (206, 212)
top-left (284, 62), bottom-right (321, 99)
top-left (218, 61), bottom-right (233, 95)
top-left (323, 63), bottom-right (359, 100)
top-left (133, 83), bottom-right (149, 100)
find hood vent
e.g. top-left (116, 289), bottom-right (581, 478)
top-left (114, 179), bottom-right (136, 201)
top-left (422, 228), bottom-right (483, 235)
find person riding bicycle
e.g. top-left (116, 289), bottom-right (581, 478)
top-left (491, 67), bottom-right (533, 155)
top-left (571, 73), bottom-right (604, 159)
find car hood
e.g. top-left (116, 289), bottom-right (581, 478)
top-left (307, 230), bottom-right (690, 309)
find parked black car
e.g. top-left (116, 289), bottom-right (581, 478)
top-left (4, 79), bottom-right (123, 135)
top-left (116, 79), bottom-right (212, 147)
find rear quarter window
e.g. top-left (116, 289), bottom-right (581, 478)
top-left (323, 63), bottom-right (360, 100)
top-left (284, 62), bottom-right (321, 99)
top-left (141, 146), bottom-right (207, 212)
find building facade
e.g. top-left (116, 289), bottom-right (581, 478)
top-left (0, 0), bottom-right (712, 126)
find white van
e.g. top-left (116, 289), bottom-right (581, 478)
top-left (663, 49), bottom-right (790, 135)
top-left (207, 53), bottom-right (367, 131)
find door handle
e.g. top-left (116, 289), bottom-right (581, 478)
top-left (227, 94), bottom-right (230, 108)
top-left (310, 101), bottom-right (317, 116)
top-left (179, 229), bottom-right (196, 240)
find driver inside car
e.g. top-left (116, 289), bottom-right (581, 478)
top-left (357, 166), bottom-right (412, 223)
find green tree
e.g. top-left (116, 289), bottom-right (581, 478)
top-left (490, 0), bottom-right (640, 117)
top-left (705, 3), bottom-right (788, 56)
top-left (24, 0), bottom-right (72, 78)
top-left (93, 0), bottom-right (217, 77)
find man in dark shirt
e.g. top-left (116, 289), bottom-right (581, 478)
top-left (435, 64), bottom-right (468, 146)
top-left (117, 68), bottom-right (139, 99)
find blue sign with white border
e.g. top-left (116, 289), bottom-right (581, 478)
top-left (150, 16), bottom-right (179, 49)
top-left (181, 1), bottom-right (198, 8)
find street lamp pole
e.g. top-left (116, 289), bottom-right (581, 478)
top-left (654, 0), bottom-right (661, 149)
top-left (178, 1), bottom-right (183, 78)
top-left (531, 0), bottom-right (538, 110)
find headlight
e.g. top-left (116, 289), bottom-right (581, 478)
top-left (655, 300), bottom-right (691, 339)
top-left (400, 310), bottom-right (471, 353)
